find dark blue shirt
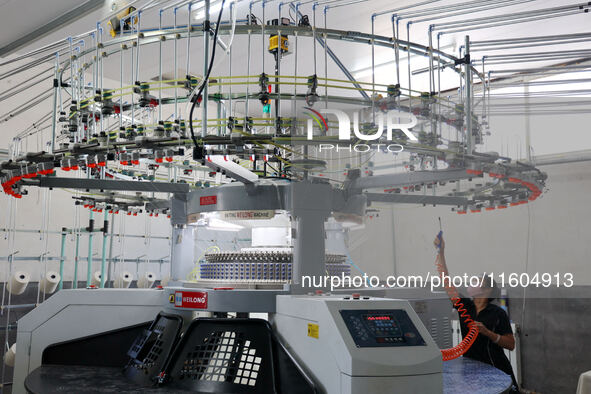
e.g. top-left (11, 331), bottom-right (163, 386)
top-left (456, 297), bottom-right (514, 378)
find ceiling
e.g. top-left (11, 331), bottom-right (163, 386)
top-left (0, 0), bottom-right (112, 55)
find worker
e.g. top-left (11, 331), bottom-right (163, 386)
top-left (434, 234), bottom-right (519, 392)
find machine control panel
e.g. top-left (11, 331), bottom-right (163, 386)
top-left (340, 309), bottom-right (426, 348)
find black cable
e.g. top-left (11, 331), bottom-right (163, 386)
top-left (189, 0), bottom-right (227, 151)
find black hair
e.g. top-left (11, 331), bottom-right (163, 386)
top-left (482, 273), bottom-right (501, 302)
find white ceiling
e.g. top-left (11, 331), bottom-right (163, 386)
top-left (0, 0), bottom-right (112, 52)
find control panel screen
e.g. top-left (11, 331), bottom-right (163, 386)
top-left (340, 309), bottom-right (425, 347)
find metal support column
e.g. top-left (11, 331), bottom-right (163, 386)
top-left (86, 211), bottom-right (94, 287)
top-left (50, 56), bottom-right (59, 153)
top-left (57, 231), bottom-right (66, 291)
top-left (100, 211), bottom-right (108, 288)
top-left (290, 182), bottom-right (332, 292)
top-left (106, 211), bottom-right (115, 287)
top-left (202, 0), bottom-right (210, 138)
top-left (73, 232), bottom-right (80, 288)
top-left (464, 35), bottom-right (473, 154)
top-left (525, 82), bottom-right (531, 161)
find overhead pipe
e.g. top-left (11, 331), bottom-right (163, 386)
top-left (478, 48), bottom-right (591, 62)
top-left (0, 227), bottom-right (169, 239)
top-left (400, 0), bottom-right (524, 21)
top-left (445, 10), bottom-right (589, 36)
top-left (395, 0), bottom-right (524, 90)
top-left (418, 1), bottom-right (591, 97)
top-left (433, 3), bottom-right (591, 35)
top-left (0, 67), bottom-right (55, 102)
top-left (471, 38), bottom-right (591, 52)
top-left (470, 32), bottom-right (591, 49)
top-left (0, 255), bottom-right (171, 264)
top-left (373, 0), bottom-right (442, 18)
top-left (323, 0), bottom-right (368, 8)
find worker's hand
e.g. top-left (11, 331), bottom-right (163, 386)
top-left (434, 234), bottom-right (445, 253)
top-left (474, 321), bottom-right (494, 339)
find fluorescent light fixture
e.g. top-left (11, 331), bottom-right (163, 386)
top-left (207, 217), bottom-right (244, 231)
top-left (352, 43), bottom-right (455, 79)
top-left (192, 0), bottom-right (226, 20)
top-left (194, 212), bottom-right (244, 231)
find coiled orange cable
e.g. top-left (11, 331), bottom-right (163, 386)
top-left (435, 254), bottom-right (480, 361)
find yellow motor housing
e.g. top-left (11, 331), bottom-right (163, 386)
top-left (107, 6), bottom-right (138, 37)
top-left (268, 35), bottom-right (289, 54)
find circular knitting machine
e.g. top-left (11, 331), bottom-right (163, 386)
top-left (0, 9), bottom-right (547, 210)
top-left (0, 0), bottom-right (553, 288)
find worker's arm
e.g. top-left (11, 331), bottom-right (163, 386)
top-left (433, 234), bottom-right (449, 277)
top-left (473, 321), bottom-right (516, 351)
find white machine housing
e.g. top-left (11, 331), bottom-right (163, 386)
top-left (273, 295), bottom-right (443, 394)
top-left (13, 289), bottom-right (168, 393)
